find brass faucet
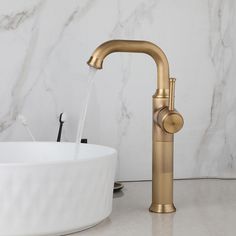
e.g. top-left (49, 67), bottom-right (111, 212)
top-left (87, 40), bottom-right (184, 213)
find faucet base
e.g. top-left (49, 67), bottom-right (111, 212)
top-left (149, 203), bottom-right (176, 213)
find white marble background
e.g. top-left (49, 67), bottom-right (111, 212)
top-left (0, 0), bottom-right (235, 180)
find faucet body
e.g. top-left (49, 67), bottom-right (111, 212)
top-left (88, 40), bottom-right (183, 213)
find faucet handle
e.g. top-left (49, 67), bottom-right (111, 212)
top-left (155, 78), bottom-right (184, 134)
top-left (161, 109), bottom-right (184, 134)
top-left (169, 78), bottom-right (176, 111)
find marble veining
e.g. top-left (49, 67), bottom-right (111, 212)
top-left (0, 0), bottom-right (236, 179)
top-left (0, 0), bottom-right (44, 134)
top-left (111, 0), bottom-right (158, 37)
top-left (195, 0), bottom-right (236, 177)
top-left (0, 6), bottom-right (36, 31)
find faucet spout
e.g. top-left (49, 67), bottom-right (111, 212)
top-left (87, 40), bottom-right (169, 92)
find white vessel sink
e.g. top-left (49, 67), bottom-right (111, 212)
top-left (0, 142), bottom-right (117, 236)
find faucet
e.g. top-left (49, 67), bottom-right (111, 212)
top-left (87, 40), bottom-right (184, 213)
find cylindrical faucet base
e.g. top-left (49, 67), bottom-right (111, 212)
top-left (149, 203), bottom-right (176, 213)
top-left (150, 141), bottom-right (175, 213)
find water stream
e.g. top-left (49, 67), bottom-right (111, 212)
top-left (74, 67), bottom-right (97, 158)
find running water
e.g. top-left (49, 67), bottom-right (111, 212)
top-left (74, 67), bottom-right (97, 158)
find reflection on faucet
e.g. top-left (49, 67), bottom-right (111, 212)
top-left (151, 213), bottom-right (174, 236)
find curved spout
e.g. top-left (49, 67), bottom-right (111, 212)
top-left (87, 40), bottom-right (170, 91)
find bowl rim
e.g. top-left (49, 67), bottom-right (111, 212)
top-left (0, 142), bottom-right (117, 167)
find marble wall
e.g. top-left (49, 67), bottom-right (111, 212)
top-left (0, 0), bottom-right (235, 180)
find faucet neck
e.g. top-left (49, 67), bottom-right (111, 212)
top-left (87, 40), bottom-right (170, 94)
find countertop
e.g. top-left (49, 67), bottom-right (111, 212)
top-left (71, 180), bottom-right (236, 236)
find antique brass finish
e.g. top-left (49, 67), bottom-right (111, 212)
top-left (156, 108), bottom-right (184, 134)
top-left (88, 40), bottom-right (184, 213)
top-left (87, 40), bottom-right (169, 91)
top-left (169, 78), bottom-right (175, 111)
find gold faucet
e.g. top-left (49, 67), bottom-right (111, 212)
top-left (87, 40), bottom-right (184, 213)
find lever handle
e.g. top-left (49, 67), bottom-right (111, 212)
top-left (169, 78), bottom-right (176, 111)
top-left (155, 77), bottom-right (184, 134)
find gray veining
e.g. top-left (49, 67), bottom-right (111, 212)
top-left (0, 0), bottom-right (236, 180)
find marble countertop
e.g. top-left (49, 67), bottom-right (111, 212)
top-left (71, 180), bottom-right (236, 236)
